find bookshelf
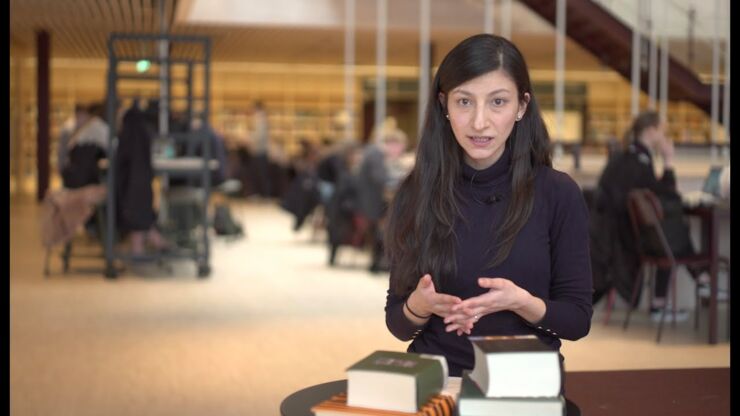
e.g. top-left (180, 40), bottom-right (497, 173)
top-left (585, 100), bottom-right (724, 146)
top-left (213, 95), bottom-right (358, 158)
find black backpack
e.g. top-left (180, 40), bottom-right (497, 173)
top-left (212, 204), bottom-right (244, 237)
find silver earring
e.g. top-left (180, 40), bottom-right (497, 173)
top-left (516, 115), bottom-right (522, 121)
top-left (445, 114), bottom-right (450, 120)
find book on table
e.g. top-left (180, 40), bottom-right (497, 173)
top-left (346, 350), bottom-right (448, 413)
top-left (467, 334), bottom-right (561, 398)
top-left (457, 371), bottom-right (564, 416)
top-left (311, 392), bottom-right (455, 416)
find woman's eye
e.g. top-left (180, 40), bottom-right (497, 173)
top-left (458, 98), bottom-right (470, 106)
top-left (492, 98), bottom-right (506, 106)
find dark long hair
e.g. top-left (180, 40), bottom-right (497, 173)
top-left (622, 110), bottom-right (660, 146)
top-left (386, 34), bottom-right (552, 296)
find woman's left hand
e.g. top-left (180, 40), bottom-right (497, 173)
top-left (443, 277), bottom-right (530, 335)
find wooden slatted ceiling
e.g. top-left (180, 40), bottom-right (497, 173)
top-left (10, 0), bottom-right (176, 57)
top-left (8, 0), bottom-right (629, 71)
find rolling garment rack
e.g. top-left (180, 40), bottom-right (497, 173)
top-left (104, 33), bottom-right (213, 278)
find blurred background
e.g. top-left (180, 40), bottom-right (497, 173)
top-left (10, 1), bottom-right (730, 415)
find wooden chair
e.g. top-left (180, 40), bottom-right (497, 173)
top-left (622, 189), bottom-right (729, 342)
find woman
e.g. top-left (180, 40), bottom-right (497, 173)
top-left (384, 34), bottom-right (592, 378)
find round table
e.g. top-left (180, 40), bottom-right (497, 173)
top-left (280, 379), bottom-right (581, 416)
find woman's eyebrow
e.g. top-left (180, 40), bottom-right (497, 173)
top-left (450, 88), bottom-right (511, 96)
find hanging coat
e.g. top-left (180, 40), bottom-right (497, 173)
top-left (114, 106), bottom-right (156, 232)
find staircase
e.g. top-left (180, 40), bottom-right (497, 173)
top-left (519, 0), bottom-right (724, 121)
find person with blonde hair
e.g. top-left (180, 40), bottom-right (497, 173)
top-left (357, 117), bottom-right (411, 272)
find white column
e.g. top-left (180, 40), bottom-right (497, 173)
top-left (710, 0), bottom-right (720, 162)
top-left (344, 0), bottom-right (355, 141)
top-left (554, 0), bottom-right (566, 159)
top-left (648, 0), bottom-right (658, 109)
top-left (418, 0), bottom-right (431, 134)
top-left (158, 0), bottom-right (169, 138)
top-left (659, 0), bottom-right (669, 123)
top-left (375, 0), bottom-right (387, 135)
top-left (631, 0), bottom-right (642, 117)
top-left (501, 0), bottom-right (512, 40)
top-left (158, 0), bottom-right (170, 224)
top-left (722, 0), bottom-right (730, 159)
top-left (484, 0), bottom-right (494, 35)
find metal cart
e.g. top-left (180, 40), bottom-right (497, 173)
top-left (104, 33), bottom-right (213, 278)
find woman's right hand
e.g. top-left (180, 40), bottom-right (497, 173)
top-left (406, 274), bottom-right (462, 321)
top-left (657, 132), bottom-right (674, 167)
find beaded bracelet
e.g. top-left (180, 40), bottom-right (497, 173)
top-left (405, 299), bottom-right (432, 319)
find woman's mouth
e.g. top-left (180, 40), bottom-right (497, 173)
top-left (468, 136), bottom-right (494, 146)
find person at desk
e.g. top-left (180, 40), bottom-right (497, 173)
top-left (383, 34), bottom-right (593, 379)
top-left (60, 103), bottom-right (109, 189)
top-left (592, 110), bottom-right (712, 321)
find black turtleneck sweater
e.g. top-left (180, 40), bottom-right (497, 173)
top-left (385, 146), bottom-right (593, 377)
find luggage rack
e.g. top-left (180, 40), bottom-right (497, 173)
top-left (104, 32), bottom-right (213, 278)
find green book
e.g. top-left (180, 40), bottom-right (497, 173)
top-left (468, 335), bottom-right (561, 398)
top-left (458, 371), bottom-right (564, 416)
top-left (346, 350), bottom-right (447, 413)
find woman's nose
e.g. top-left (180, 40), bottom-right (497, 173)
top-left (472, 106), bottom-right (489, 130)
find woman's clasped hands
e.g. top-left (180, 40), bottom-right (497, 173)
top-left (407, 274), bottom-right (544, 335)
top-left (409, 274), bottom-right (533, 336)
top-left (444, 277), bottom-right (531, 335)
top-left (406, 274), bottom-right (463, 321)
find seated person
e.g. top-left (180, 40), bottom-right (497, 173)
top-left (594, 111), bottom-right (713, 321)
top-left (60, 103), bottom-right (109, 189)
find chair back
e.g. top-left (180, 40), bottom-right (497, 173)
top-left (626, 189), bottom-right (674, 261)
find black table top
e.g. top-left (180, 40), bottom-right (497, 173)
top-left (280, 379), bottom-right (580, 416)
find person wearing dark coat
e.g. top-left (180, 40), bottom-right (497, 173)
top-left (114, 104), bottom-right (168, 255)
top-left (280, 139), bottom-right (321, 231)
top-left (324, 143), bottom-right (363, 265)
top-left (591, 110), bottom-right (704, 321)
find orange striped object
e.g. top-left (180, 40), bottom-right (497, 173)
top-left (311, 392), bottom-right (455, 416)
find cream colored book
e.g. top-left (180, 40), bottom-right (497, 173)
top-left (467, 335), bottom-right (561, 398)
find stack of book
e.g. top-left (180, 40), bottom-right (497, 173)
top-left (458, 335), bottom-right (565, 416)
top-left (311, 350), bottom-right (454, 416)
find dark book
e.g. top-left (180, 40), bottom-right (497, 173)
top-left (468, 335), bottom-right (561, 397)
top-left (346, 351), bottom-right (447, 413)
top-left (458, 371), bottom-right (564, 416)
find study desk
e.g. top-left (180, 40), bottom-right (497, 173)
top-left (98, 157), bottom-right (220, 175)
top-left (280, 367), bottom-right (728, 416)
top-left (683, 201), bottom-right (731, 344)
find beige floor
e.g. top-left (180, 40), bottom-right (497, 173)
top-left (10, 188), bottom-right (730, 416)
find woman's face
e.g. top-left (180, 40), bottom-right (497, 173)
top-left (382, 138), bottom-right (406, 160)
top-left (446, 69), bottom-right (529, 170)
top-left (642, 121), bottom-right (667, 150)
